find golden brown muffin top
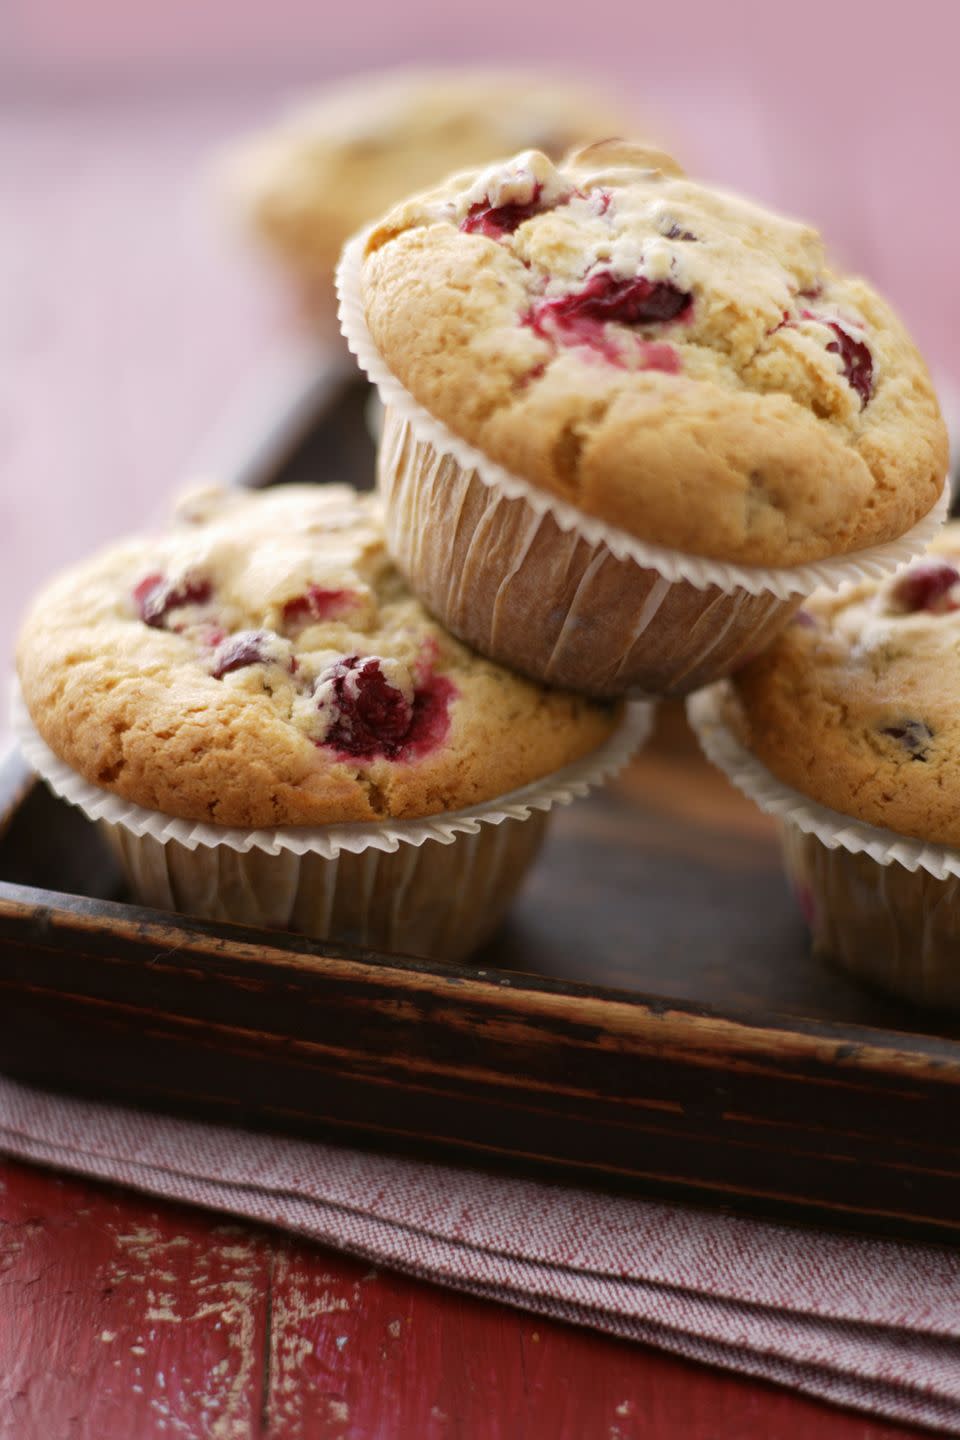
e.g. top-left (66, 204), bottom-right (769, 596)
top-left (732, 523), bottom-right (960, 845)
top-left (17, 485), bottom-right (618, 827)
top-left (358, 141), bottom-right (946, 568)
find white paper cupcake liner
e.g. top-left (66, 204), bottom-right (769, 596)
top-left (336, 230), bottom-right (948, 600)
top-left (376, 405), bottom-right (803, 698)
top-left (12, 687), bottom-right (652, 859)
top-left (687, 682), bottom-right (960, 882)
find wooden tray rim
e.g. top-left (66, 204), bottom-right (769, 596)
top-left (5, 867), bottom-right (960, 1084)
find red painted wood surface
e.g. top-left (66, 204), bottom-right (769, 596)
top-left (0, 98), bottom-right (943, 1440)
top-left (0, 1160), bottom-right (928, 1440)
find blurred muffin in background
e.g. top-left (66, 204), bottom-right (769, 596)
top-left (224, 67), bottom-right (647, 334)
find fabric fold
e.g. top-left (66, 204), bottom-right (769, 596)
top-left (1, 1075), bottom-right (957, 1433)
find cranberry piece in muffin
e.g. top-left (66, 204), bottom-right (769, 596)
top-left (459, 155), bottom-right (576, 241)
top-left (461, 183), bottom-right (553, 239)
top-left (880, 718), bottom-right (933, 760)
top-left (312, 654), bottom-right (456, 761)
top-left (132, 570), bottom-right (211, 627)
top-left (18, 484), bottom-right (619, 827)
top-left (539, 270), bottom-right (692, 328)
top-left (281, 585), bottom-right (356, 631)
top-left (889, 559), bottom-right (960, 614)
top-left (825, 324), bottom-right (873, 408)
top-left (359, 139), bottom-right (945, 570)
top-left (315, 655), bottom-right (416, 759)
top-left (134, 573), bottom-right (213, 629)
top-left (799, 309), bottom-right (874, 408)
top-left (526, 270), bottom-right (689, 370)
top-left (211, 629), bottom-right (294, 679)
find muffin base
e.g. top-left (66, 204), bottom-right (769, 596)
top-left (105, 810), bottom-right (547, 962)
top-left (689, 682), bottom-right (960, 1011)
top-left (780, 824), bottom-right (960, 1011)
top-left (14, 688), bottom-right (652, 964)
top-left (380, 406), bottom-right (799, 698)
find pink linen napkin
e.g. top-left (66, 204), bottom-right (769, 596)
top-left (0, 1073), bottom-right (957, 1433)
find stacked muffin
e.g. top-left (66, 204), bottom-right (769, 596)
top-left (15, 106), bottom-right (950, 984)
top-left (342, 139), bottom-right (944, 696)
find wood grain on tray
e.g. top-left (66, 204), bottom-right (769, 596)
top-left (2, 702), bottom-right (960, 1241)
top-left (3, 359), bottom-right (960, 1241)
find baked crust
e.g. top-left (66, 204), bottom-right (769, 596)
top-left (360, 141), bottom-right (946, 567)
top-left (732, 523), bottom-right (960, 845)
top-left (17, 485), bottom-right (617, 827)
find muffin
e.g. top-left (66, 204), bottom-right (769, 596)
top-left (226, 67), bottom-right (638, 332)
top-left (339, 139), bottom-right (948, 698)
top-left (688, 526), bottom-right (960, 1009)
top-left (16, 484), bottom-right (640, 961)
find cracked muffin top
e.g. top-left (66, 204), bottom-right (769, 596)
top-left (17, 485), bottom-right (617, 828)
top-left (227, 68), bottom-right (634, 292)
top-left (729, 523), bottom-right (960, 845)
top-left (358, 140), bottom-right (947, 569)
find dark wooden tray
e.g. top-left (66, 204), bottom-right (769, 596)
top-left (3, 367), bottom-right (959, 1244)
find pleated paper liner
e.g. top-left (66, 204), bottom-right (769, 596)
top-left (13, 687), bottom-right (653, 964)
top-left (338, 229), bottom-right (948, 698)
top-left (688, 681), bottom-right (960, 1010)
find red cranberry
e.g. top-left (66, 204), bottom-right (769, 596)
top-left (461, 183), bottom-right (553, 240)
top-left (791, 609), bottom-right (817, 628)
top-left (825, 325), bottom-right (873, 408)
top-left (281, 586), bottom-right (353, 631)
top-left (134, 573), bottom-right (212, 629)
top-left (890, 560), bottom-right (960, 614)
top-left (132, 573), bottom-right (164, 612)
top-left (318, 656), bottom-right (415, 759)
top-left (211, 630), bottom-right (290, 679)
top-left (407, 673), bottom-right (457, 757)
top-left (525, 271), bottom-right (688, 371)
top-left (316, 656), bottom-right (455, 762)
top-left (880, 719), bottom-right (933, 760)
top-left (534, 270), bottom-right (692, 330)
top-left (800, 310), bottom-right (873, 407)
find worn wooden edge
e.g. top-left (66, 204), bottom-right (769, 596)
top-left (9, 1047), bottom-right (960, 1245)
top-left (3, 971), bottom-right (960, 1241)
top-left (5, 355), bottom-right (957, 1088)
top-left (7, 364), bottom-right (960, 1243)
top-left (1, 880), bottom-right (958, 1084)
